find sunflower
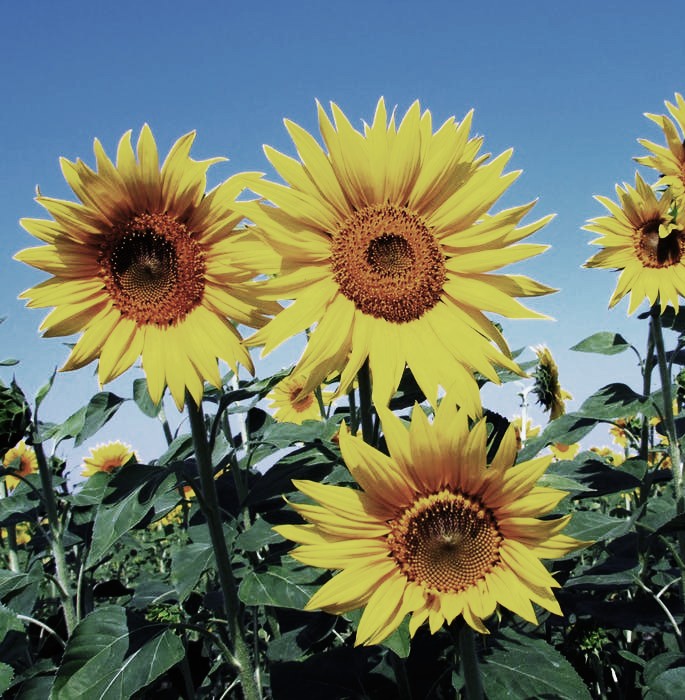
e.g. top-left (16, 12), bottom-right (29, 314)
top-left (1, 523), bottom-right (32, 546)
top-left (636, 93), bottom-right (685, 200)
top-left (244, 99), bottom-right (554, 414)
top-left (15, 126), bottom-right (278, 410)
top-left (3, 440), bottom-right (38, 490)
top-left (81, 441), bottom-right (136, 477)
top-left (550, 442), bottom-right (580, 461)
top-left (511, 415), bottom-right (541, 450)
top-left (266, 373), bottom-right (333, 424)
top-left (532, 346), bottom-right (571, 420)
top-left (584, 172), bottom-right (685, 314)
top-left (275, 401), bottom-right (586, 645)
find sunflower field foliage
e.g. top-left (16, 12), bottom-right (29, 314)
top-left (2, 96), bottom-right (685, 698)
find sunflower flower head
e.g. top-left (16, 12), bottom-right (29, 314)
top-left (266, 373), bottom-right (333, 425)
top-left (245, 99), bottom-right (555, 415)
top-left (81, 441), bottom-right (136, 478)
top-left (15, 126), bottom-right (279, 410)
top-left (532, 346), bottom-right (571, 420)
top-left (584, 172), bottom-right (685, 314)
top-left (550, 442), bottom-right (580, 461)
top-left (275, 401), bottom-right (588, 645)
top-left (511, 415), bottom-right (541, 451)
top-left (3, 440), bottom-right (38, 490)
top-left (1, 523), bottom-right (32, 546)
top-left (636, 93), bottom-right (685, 200)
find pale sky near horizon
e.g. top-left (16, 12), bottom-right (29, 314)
top-left (2, 1), bottom-right (683, 471)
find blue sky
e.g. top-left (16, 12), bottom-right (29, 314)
top-left (2, 1), bottom-right (683, 468)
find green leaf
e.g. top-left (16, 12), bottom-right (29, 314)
top-left (236, 516), bottom-right (284, 551)
top-left (69, 472), bottom-right (113, 507)
top-left (46, 392), bottom-right (125, 446)
top-left (51, 605), bottom-right (184, 700)
top-left (156, 435), bottom-right (193, 465)
top-left (239, 565), bottom-right (320, 608)
top-left (35, 369), bottom-right (57, 412)
top-left (0, 359), bottom-right (18, 366)
top-left (481, 629), bottom-right (591, 700)
top-left (87, 466), bottom-right (177, 566)
top-left (577, 383), bottom-right (656, 421)
top-left (0, 662), bottom-right (14, 694)
top-left (646, 668), bottom-right (685, 698)
top-left (644, 652), bottom-right (685, 686)
top-left (132, 378), bottom-right (162, 418)
top-left (518, 414), bottom-right (600, 461)
top-left (571, 332), bottom-right (630, 355)
top-left (563, 510), bottom-right (630, 542)
top-left (0, 569), bottom-right (42, 598)
top-left (171, 542), bottom-right (214, 602)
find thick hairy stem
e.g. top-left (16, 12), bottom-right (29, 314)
top-left (186, 397), bottom-right (261, 700)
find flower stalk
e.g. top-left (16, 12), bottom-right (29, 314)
top-left (458, 624), bottom-right (484, 700)
top-left (186, 396), bottom-right (261, 700)
top-left (32, 438), bottom-right (77, 635)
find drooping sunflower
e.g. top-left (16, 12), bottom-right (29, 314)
top-left (532, 346), bottom-right (571, 420)
top-left (636, 93), bottom-right (685, 200)
top-left (584, 172), bottom-right (685, 314)
top-left (275, 401), bottom-right (586, 645)
top-left (266, 373), bottom-right (333, 424)
top-left (15, 126), bottom-right (278, 410)
top-left (3, 440), bottom-right (38, 490)
top-left (244, 99), bottom-right (554, 414)
top-left (81, 441), bottom-right (136, 477)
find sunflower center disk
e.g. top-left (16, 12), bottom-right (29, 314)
top-left (289, 386), bottom-right (314, 412)
top-left (100, 213), bottom-right (205, 325)
top-left (387, 489), bottom-right (502, 592)
top-left (331, 205), bottom-right (446, 323)
top-left (636, 220), bottom-right (685, 268)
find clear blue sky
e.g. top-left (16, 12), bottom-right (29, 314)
top-left (2, 1), bottom-right (682, 467)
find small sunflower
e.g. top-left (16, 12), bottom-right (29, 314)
top-left (3, 440), bottom-right (38, 490)
top-left (81, 441), bottom-right (136, 477)
top-left (15, 126), bottom-right (278, 410)
top-left (276, 401), bottom-right (586, 645)
top-left (584, 173), bottom-right (685, 314)
top-left (590, 446), bottom-right (626, 467)
top-left (1, 523), bottom-right (32, 546)
top-left (245, 99), bottom-right (554, 414)
top-left (532, 346), bottom-right (571, 420)
top-left (636, 93), bottom-right (685, 200)
top-left (266, 373), bottom-right (333, 424)
top-left (550, 443), bottom-right (580, 461)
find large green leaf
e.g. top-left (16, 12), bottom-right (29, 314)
top-left (646, 668), bottom-right (685, 698)
top-left (0, 663), bottom-right (14, 694)
top-left (481, 629), bottom-right (591, 699)
top-left (171, 542), bottom-right (214, 602)
top-left (571, 332), bottom-right (630, 355)
top-left (563, 510), bottom-right (631, 542)
top-left (51, 605), bottom-right (184, 700)
top-left (46, 392), bottom-right (125, 446)
top-left (577, 383), bottom-right (655, 420)
top-left (132, 378), bottom-right (163, 418)
top-left (236, 516), bottom-right (284, 551)
top-left (0, 569), bottom-right (43, 598)
top-left (518, 414), bottom-right (600, 461)
top-left (87, 466), bottom-right (177, 566)
top-left (239, 564), bottom-right (321, 608)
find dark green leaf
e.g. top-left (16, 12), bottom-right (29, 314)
top-left (51, 605), bottom-right (184, 700)
top-left (0, 662), bottom-right (13, 694)
top-left (69, 472), bottom-right (113, 507)
top-left (46, 392), bottom-right (124, 446)
top-left (646, 667), bottom-right (685, 698)
top-left (644, 652), bottom-right (685, 686)
top-left (156, 435), bottom-right (193, 465)
top-left (481, 629), bottom-right (591, 700)
top-left (87, 466), bottom-right (177, 566)
top-left (239, 565), bottom-right (320, 608)
top-left (0, 570), bottom-right (42, 598)
top-left (563, 510), bottom-right (630, 542)
top-left (35, 369), bottom-right (56, 412)
top-left (132, 378), bottom-right (162, 418)
top-left (519, 414), bottom-right (600, 461)
top-left (0, 359), bottom-right (18, 366)
top-left (171, 542), bottom-right (214, 602)
top-left (571, 332), bottom-right (630, 355)
top-left (577, 383), bottom-right (655, 420)
top-left (236, 517), bottom-right (284, 551)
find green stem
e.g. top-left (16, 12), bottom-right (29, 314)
top-left (640, 327), bottom-right (656, 463)
top-left (186, 397), bottom-right (261, 700)
top-left (650, 306), bottom-right (685, 610)
top-left (357, 360), bottom-right (375, 446)
top-left (32, 439), bottom-right (77, 635)
top-left (458, 625), bottom-right (484, 700)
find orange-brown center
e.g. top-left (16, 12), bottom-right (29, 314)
top-left (289, 386), bottom-right (314, 413)
top-left (99, 212), bottom-right (205, 325)
top-left (331, 205), bottom-right (446, 323)
top-left (635, 219), bottom-right (685, 268)
top-left (386, 489), bottom-right (502, 592)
